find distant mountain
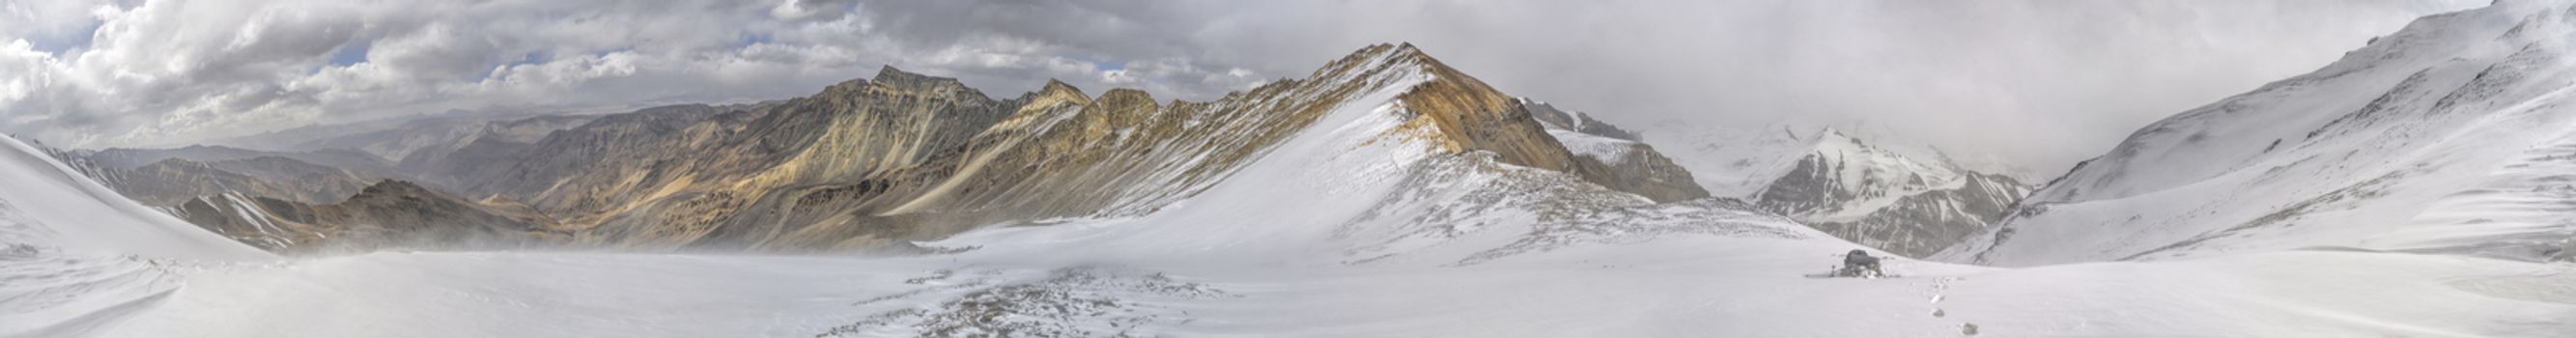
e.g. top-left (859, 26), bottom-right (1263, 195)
top-left (320, 114), bottom-right (599, 167)
top-left (1522, 99), bottom-right (1708, 202)
top-left (76, 145), bottom-right (394, 173)
top-left (1632, 121), bottom-right (2033, 257)
top-left (213, 109), bottom-right (595, 152)
top-left (170, 180), bottom-right (561, 253)
top-left (1750, 129), bottom-right (2031, 257)
top-left (1943, 1), bottom-right (2576, 266)
top-left (46, 146), bottom-right (389, 207)
top-left (103, 157), bottom-right (381, 206)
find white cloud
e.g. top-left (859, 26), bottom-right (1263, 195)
top-left (0, 0), bottom-right (1268, 149)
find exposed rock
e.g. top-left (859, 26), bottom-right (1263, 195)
top-left (1524, 99), bottom-right (1642, 141)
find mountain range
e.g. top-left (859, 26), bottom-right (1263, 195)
top-left (12, 2), bottom-right (2576, 335)
top-left (52, 43), bottom-right (1730, 254)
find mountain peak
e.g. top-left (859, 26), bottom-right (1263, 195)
top-left (861, 65), bottom-right (985, 99)
top-left (872, 65), bottom-right (920, 82)
top-left (1308, 42), bottom-right (1453, 81)
top-left (1812, 127), bottom-right (1860, 147)
top-left (1040, 78), bottom-right (1084, 97)
top-left (870, 65), bottom-right (948, 87)
top-left (1028, 78), bottom-right (1093, 107)
top-left (1095, 88), bottom-right (1159, 108)
top-left (1389, 42), bottom-right (1430, 60)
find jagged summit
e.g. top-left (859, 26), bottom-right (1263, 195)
top-left (1023, 78), bottom-right (1095, 109)
top-left (808, 65), bottom-right (994, 101)
top-left (1036, 79), bottom-right (1088, 98)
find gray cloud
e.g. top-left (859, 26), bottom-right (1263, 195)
top-left (0, 0), bottom-right (1269, 149)
top-left (0, 0), bottom-right (2483, 176)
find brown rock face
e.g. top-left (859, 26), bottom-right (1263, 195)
top-left (1390, 48), bottom-right (1581, 175)
top-left (1383, 44), bottom-right (1708, 203)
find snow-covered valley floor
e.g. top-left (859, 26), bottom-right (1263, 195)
top-left (14, 234), bottom-right (2573, 337)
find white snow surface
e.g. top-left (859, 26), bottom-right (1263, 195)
top-left (4, 42), bottom-right (2574, 337)
top-left (1944, 0), bottom-right (2576, 267)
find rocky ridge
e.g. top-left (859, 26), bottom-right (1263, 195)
top-left (98, 43), bottom-right (1713, 254)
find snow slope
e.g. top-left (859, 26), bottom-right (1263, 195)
top-left (0, 136), bottom-right (274, 336)
top-left (0, 137), bottom-right (271, 261)
top-left (1946, 0), bottom-right (2576, 267)
top-left (8, 34), bottom-right (2576, 337)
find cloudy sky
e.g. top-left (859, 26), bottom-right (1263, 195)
top-left (0, 0), bottom-right (2481, 175)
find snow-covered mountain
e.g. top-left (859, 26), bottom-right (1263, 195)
top-left (1639, 123), bottom-right (2032, 257)
top-left (8, 38), bottom-right (2576, 336)
top-left (1753, 129), bottom-right (2034, 257)
top-left (11, 92), bottom-right (2570, 336)
top-left (1943, 0), bottom-right (2576, 267)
